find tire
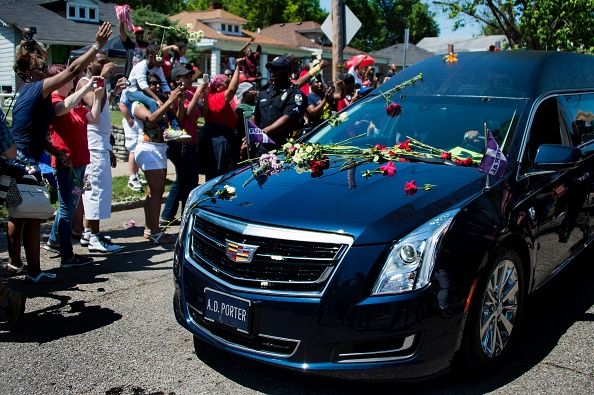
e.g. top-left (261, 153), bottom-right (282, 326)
top-left (459, 247), bottom-right (525, 372)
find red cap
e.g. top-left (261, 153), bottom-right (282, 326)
top-left (133, 26), bottom-right (144, 33)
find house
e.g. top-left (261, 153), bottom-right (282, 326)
top-left (260, 21), bottom-right (389, 77)
top-left (171, 8), bottom-right (314, 80)
top-left (417, 35), bottom-right (509, 55)
top-left (0, 0), bottom-right (118, 93)
top-left (370, 43), bottom-right (433, 70)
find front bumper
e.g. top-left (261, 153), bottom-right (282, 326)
top-left (173, 225), bottom-right (465, 381)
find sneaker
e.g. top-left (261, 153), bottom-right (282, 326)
top-left (81, 232), bottom-right (111, 247)
top-left (164, 128), bottom-right (192, 142)
top-left (60, 254), bottom-right (93, 268)
top-left (128, 178), bottom-right (143, 192)
top-left (136, 172), bottom-right (147, 185)
top-left (88, 234), bottom-right (123, 254)
top-left (43, 240), bottom-right (60, 254)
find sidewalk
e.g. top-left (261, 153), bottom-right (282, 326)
top-left (111, 158), bottom-right (177, 180)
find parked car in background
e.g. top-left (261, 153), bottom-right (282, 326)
top-left (173, 51), bottom-right (594, 380)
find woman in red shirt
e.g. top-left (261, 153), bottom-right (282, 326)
top-left (199, 58), bottom-right (245, 180)
top-left (45, 65), bottom-right (103, 267)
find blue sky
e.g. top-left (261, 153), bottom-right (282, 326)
top-left (319, 0), bottom-right (481, 38)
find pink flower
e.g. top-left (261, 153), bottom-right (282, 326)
top-left (379, 161), bottom-right (396, 176)
top-left (386, 102), bottom-right (402, 117)
top-left (404, 180), bottom-right (417, 195)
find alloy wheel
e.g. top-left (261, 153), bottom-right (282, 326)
top-left (479, 259), bottom-right (520, 358)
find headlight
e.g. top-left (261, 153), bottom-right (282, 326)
top-left (180, 175), bottom-right (224, 231)
top-left (372, 208), bottom-right (459, 295)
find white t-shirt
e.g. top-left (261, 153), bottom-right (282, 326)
top-left (127, 59), bottom-right (170, 93)
top-left (80, 76), bottom-right (112, 151)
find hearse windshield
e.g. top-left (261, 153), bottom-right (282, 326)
top-left (308, 94), bottom-right (527, 157)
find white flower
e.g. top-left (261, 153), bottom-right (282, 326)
top-left (224, 185), bottom-right (236, 195)
top-left (338, 113), bottom-right (349, 122)
top-left (305, 145), bottom-right (314, 154)
top-left (186, 23), bottom-right (194, 30)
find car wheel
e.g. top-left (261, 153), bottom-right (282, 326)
top-left (459, 247), bottom-right (525, 371)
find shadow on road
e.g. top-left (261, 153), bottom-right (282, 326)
top-left (0, 225), bottom-right (175, 343)
top-left (192, 248), bottom-right (594, 394)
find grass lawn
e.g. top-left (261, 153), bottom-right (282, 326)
top-left (110, 109), bottom-right (124, 128)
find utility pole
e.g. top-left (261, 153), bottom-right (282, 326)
top-left (332, 0), bottom-right (345, 82)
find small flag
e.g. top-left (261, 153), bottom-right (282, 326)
top-left (478, 131), bottom-right (507, 178)
top-left (247, 120), bottom-right (275, 145)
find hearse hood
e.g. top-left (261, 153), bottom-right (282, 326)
top-left (193, 162), bottom-right (485, 245)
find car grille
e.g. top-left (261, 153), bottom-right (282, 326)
top-left (188, 211), bottom-right (352, 294)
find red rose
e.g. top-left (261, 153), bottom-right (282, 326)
top-left (386, 102), bottom-right (402, 117)
top-left (455, 157), bottom-right (474, 166)
top-left (310, 160), bottom-right (325, 177)
top-left (373, 144), bottom-right (387, 151)
top-left (441, 152), bottom-right (452, 160)
top-left (388, 150), bottom-right (396, 157)
top-left (397, 139), bottom-right (412, 152)
top-left (404, 180), bottom-right (417, 195)
top-left (398, 157), bottom-right (409, 162)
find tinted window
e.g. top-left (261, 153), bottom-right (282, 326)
top-left (308, 94), bottom-right (525, 157)
top-left (521, 97), bottom-right (572, 172)
top-left (558, 93), bottom-right (594, 147)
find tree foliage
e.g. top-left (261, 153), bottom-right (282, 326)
top-left (132, 6), bottom-right (186, 44)
top-left (347, 0), bottom-right (439, 52)
top-left (434, 0), bottom-right (594, 51)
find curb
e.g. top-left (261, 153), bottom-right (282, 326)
top-left (0, 193), bottom-right (169, 229)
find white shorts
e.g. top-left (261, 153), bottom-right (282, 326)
top-left (122, 118), bottom-right (141, 152)
top-left (134, 141), bottom-right (167, 171)
top-left (83, 150), bottom-right (112, 220)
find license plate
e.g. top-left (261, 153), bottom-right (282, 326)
top-left (204, 288), bottom-right (251, 333)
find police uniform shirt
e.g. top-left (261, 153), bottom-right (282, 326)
top-left (255, 84), bottom-right (305, 145)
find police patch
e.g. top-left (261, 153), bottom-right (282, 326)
top-left (281, 91), bottom-right (288, 101)
top-left (295, 94), bottom-right (303, 106)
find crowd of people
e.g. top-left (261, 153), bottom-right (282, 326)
top-left (0, 21), bottom-right (395, 288)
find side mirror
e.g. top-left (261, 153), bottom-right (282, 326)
top-left (533, 144), bottom-right (581, 171)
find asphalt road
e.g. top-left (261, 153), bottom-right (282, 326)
top-left (1, 206), bottom-right (593, 394)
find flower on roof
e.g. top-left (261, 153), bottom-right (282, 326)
top-left (444, 52), bottom-right (458, 64)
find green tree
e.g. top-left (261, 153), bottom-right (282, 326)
top-left (434, 0), bottom-right (594, 51)
top-left (347, 0), bottom-right (439, 52)
top-left (132, 7), bottom-right (187, 44)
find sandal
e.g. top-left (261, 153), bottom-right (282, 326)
top-left (147, 231), bottom-right (176, 244)
top-left (25, 271), bottom-right (58, 284)
top-left (1, 263), bottom-right (26, 278)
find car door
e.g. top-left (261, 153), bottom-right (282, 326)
top-left (518, 96), bottom-right (577, 288)
top-left (557, 93), bottom-right (594, 256)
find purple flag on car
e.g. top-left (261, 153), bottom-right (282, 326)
top-left (478, 131), bottom-right (507, 178)
top-left (247, 120), bottom-right (275, 145)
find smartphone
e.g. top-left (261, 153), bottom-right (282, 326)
top-left (202, 73), bottom-right (210, 84)
top-left (93, 78), bottom-right (105, 88)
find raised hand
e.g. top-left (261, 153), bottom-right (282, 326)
top-left (95, 22), bottom-right (112, 48)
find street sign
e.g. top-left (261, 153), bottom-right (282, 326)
top-left (321, 5), bottom-right (361, 46)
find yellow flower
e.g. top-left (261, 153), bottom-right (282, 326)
top-left (443, 52), bottom-right (458, 64)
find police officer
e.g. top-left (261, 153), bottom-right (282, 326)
top-left (255, 55), bottom-right (306, 148)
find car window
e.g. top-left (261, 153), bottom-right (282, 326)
top-left (308, 94), bottom-right (525, 158)
top-left (521, 97), bottom-right (570, 173)
top-left (558, 93), bottom-right (594, 147)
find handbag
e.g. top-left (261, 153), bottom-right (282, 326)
top-left (8, 177), bottom-right (53, 220)
top-left (0, 175), bottom-right (23, 207)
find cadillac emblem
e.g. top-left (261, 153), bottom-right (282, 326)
top-left (225, 240), bottom-right (259, 263)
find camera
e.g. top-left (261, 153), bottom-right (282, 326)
top-left (202, 73), bottom-right (210, 84)
top-left (22, 26), bottom-right (37, 51)
top-left (93, 78), bottom-right (105, 88)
